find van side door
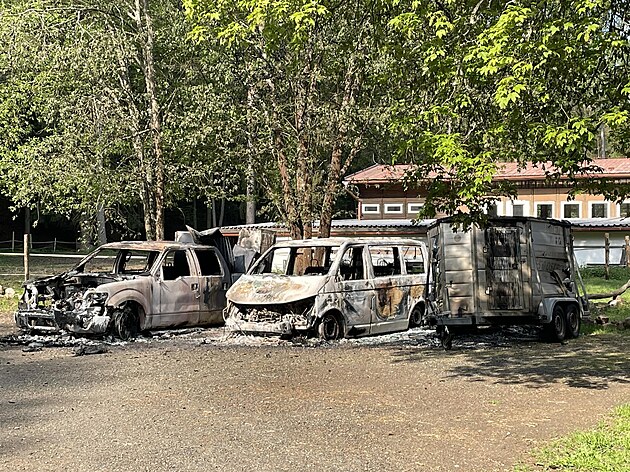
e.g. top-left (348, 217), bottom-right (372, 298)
top-left (368, 245), bottom-right (410, 334)
top-left (334, 245), bottom-right (373, 335)
top-left (193, 248), bottom-right (229, 325)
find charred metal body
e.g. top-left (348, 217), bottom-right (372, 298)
top-left (426, 217), bottom-right (589, 344)
top-left (225, 238), bottom-right (429, 339)
top-left (14, 229), bottom-right (269, 338)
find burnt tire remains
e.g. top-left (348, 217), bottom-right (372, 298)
top-left (318, 313), bottom-right (343, 340)
top-left (113, 305), bottom-right (139, 341)
top-left (409, 305), bottom-right (424, 328)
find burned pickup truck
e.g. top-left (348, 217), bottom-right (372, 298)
top-left (224, 238), bottom-right (429, 339)
top-left (15, 229), bottom-right (265, 339)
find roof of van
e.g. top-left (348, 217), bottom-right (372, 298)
top-left (270, 237), bottom-right (426, 247)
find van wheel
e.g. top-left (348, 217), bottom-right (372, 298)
top-left (565, 305), bottom-right (580, 339)
top-left (544, 305), bottom-right (566, 342)
top-left (113, 305), bottom-right (139, 341)
top-left (409, 305), bottom-right (424, 328)
top-left (318, 313), bottom-right (342, 340)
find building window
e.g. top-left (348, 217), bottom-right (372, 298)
top-left (619, 202), bottom-right (630, 217)
top-left (361, 203), bottom-right (380, 214)
top-left (512, 204), bottom-right (524, 217)
top-left (408, 203), bottom-right (424, 214)
top-left (536, 203), bottom-right (554, 219)
top-left (590, 202), bottom-right (608, 218)
top-left (508, 200), bottom-right (528, 217)
top-left (562, 202), bottom-right (581, 219)
top-left (384, 203), bottom-right (403, 214)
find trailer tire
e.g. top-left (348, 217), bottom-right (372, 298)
top-left (565, 305), bottom-right (580, 339)
top-left (113, 305), bottom-right (139, 341)
top-left (317, 312), bottom-right (343, 341)
top-left (409, 304), bottom-right (424, 328)
top-left (545, 305), bottom-right (566, 342)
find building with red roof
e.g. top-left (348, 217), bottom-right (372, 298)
top-left (343, 158), bottom-right (630, 221)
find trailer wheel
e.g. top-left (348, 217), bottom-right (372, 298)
top-left (545, 305), bottom-right (566, 342)
top-left (113, 305), bottom-right (139, 341)
top-left (317, 312), bottom-right (343, 341)
top-left (437, 326), bottom-right (453, 350)
top-left (565, 305), bottom-right (580, 339)
top-left (409, 304), bottom-right (424, 328)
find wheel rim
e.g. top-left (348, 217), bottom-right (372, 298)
top-left (322, 316), bottom-right (339, 339)
top-left (553, 306), bottom-right (566, 339)
top-left (566, 307), bottom-right (579, 336)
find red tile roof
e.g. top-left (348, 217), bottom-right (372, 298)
top-left (343, 158), bottom-right (630, 184)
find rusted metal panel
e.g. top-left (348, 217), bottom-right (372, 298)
top-left (485, 227), bottom-right (523, 310)
top-left (427, 217), bottom-right (586, 332)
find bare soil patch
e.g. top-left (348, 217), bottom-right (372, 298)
top-left (1, 313), bottom-right (629, 472)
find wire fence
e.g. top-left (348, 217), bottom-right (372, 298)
top-left (0, 237), bottom-right (80, 253)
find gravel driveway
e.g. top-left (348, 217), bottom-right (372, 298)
top-left (1, 328), bottom-right (629, 472)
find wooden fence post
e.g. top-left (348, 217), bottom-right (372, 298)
top-left (605, 232), bottom-right (610, 280)
top-left (24, 234), bottom-right (30, 281)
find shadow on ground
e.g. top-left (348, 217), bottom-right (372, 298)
top-left (388, 334), bottom-right (630, 390)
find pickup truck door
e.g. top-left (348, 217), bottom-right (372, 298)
top-left (193, 248), bottom-right (228, 325)
top-left (152, 249), bottom-right (200, 328)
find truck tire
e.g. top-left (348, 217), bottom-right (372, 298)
top-left (565, 305), bottom-right (580, 339)
top-left (318, 312), bottom-right (343, 340)
top-left (113, 305), bottom-right (139, 341)
top-left (544, 305), bottom-right (566, 342)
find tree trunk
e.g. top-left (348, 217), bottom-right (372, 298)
top-left (246, 83), bottom-right (257, 225)
top-left (192, 199), bottom-right (197, 229)
top-left (319, 58), bottom-right (362, 239)
top-left (218, 198), bottom-right (225, 227)
top-left (24, 207), bottom-right (31, 235)
top-left (138, 0), bottom-right (165, 240)
top-left (112, 29), bottom-right (155, 240)
top-left (96, 203), bottom-right (107, 245)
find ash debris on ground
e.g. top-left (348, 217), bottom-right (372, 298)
top-left (1, 324), bottom-right (544, 354)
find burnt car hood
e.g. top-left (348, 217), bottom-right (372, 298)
top-left (227, 274), bottom-right (327, 305)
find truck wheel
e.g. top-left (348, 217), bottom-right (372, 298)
top-left (409, 305), bottom-right (424, 328)
top-left (545, 305), bottom-right (566, 342)
top-left (113, 305), bottom-right (139, 341)
top-left (318, 313), bottom-right (342, 340)
top-left (565, 305), bottom-right (580, 339)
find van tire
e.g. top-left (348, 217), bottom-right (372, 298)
top-left (318, 312), bottom-right (343, 340)
top-left (409, 304), bottom-right (424, 328)
top-left (565, 305), bottom-right (580, 339)
top-left (113, 305), bottom-right (139, 341)
top-left (544, 305), bottom-right (566, 342)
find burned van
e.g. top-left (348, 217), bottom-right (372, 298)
top-left (426, 217), bottom-right (589, 345)
top-left (224, 238), bottom-right (429, 339)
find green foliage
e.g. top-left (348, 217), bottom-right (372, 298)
top-left (184, 0), bottom-right (394, 236)
top-left (387, 0), bottom-right (630, 224)
top-left (0, 0), bottom-right (246, 237)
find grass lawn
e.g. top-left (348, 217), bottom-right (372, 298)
top-left (0, 253), bottom-right (86, 313)
top-left (580, 267), bottom-right (630, 335)
top-left (517, 405), bottom-right (630, 471)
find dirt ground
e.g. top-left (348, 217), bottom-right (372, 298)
top-left (1, 317), bottom-right (629, 472)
